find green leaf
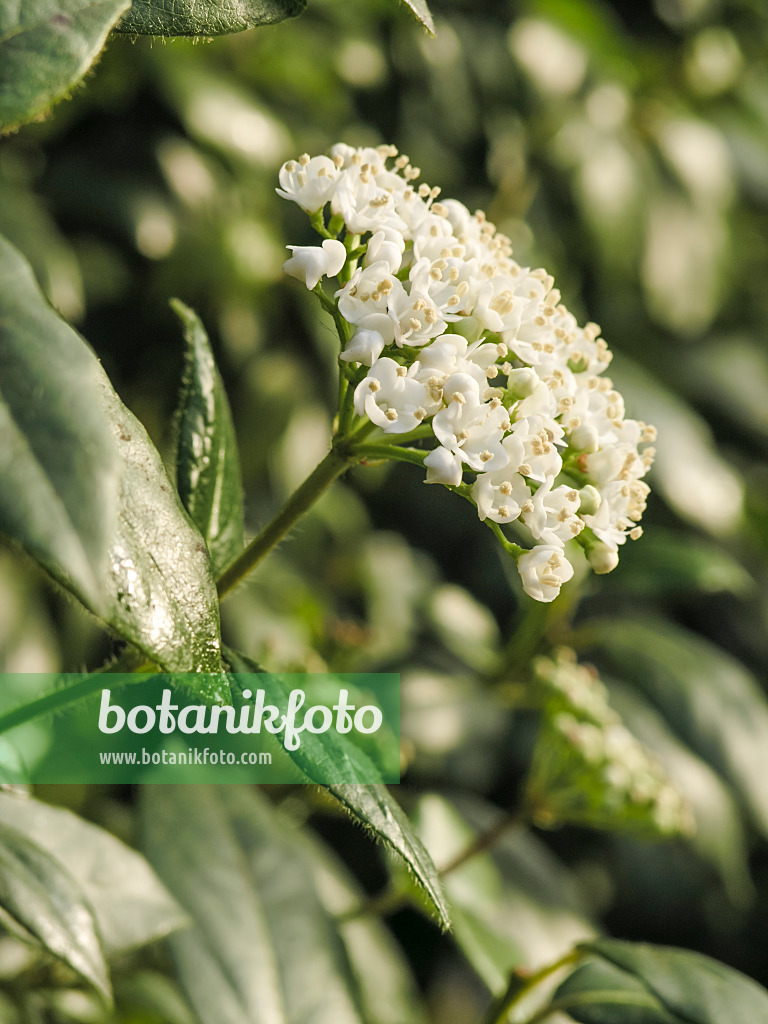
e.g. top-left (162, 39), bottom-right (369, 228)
top-left (224, 648), bottom-right (450, 930)
top-left (142, 785), bottom-right (379, 1024)
top-left (328, 783), bottom-right (451, 932)
top-left (577, 618), bottom-right (768, 840)
top-left (398, 0), bottom-right (434, 34)
top-left (0, 0), bottom-right (129, 134)
top-left (94, 370), bottom-right (225, 683)
top-left (610, 353), bottom-right (743, 537)
top-left (409, 795), bottom-right (593, 991)
top-left (274, 797), bottom-right (428, 1024)
top-left (0, 792), bottom-right (187, 957)
top-left (171, 300), bottom-right (244, 578)
top-left (0, 236), bottom-right (223, 683)
top-left (115, 0), bottom-right (305, 37)
top-left (0, 234), bottom-right (121, 613)
top-left (608, 529), bottom-right (755, 599)
top-left (571, 939), bottom-right (768, 1024)
top-left (554, 958), bottom-right (680, 1023)
top-left (0, 819), bottom-right (110, 1001)
top-left (606, 680), bottom-right (753, 905)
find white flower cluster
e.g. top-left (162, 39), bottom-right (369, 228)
top-left (527, 650), bottom-right (693, 838)
top-left (277, 144), bottom-right (656, 602)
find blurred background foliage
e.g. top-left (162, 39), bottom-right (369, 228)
top-left (3, 0), bottom-right (768, 1019)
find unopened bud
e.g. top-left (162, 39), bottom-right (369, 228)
top-left (568, 424), bottom-right (599, 453)
top-left (586, 541), bottom-right (619, 575)
top-left (578, 485), bottom-right (602, 516)
top-left (506, 367), bottom-right (539, 399)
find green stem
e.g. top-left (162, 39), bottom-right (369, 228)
top-left (481, 950), bottom-right (582, 1024)
top-left (217, 444), bottom-right (360, 599)
top-left (309, 211), bottom-right (334, 239)
top-left (353, 444), bottom-right (426, 468)
top-left (486, 519), bottom-right (524, 558)
top-left (313, 284), bottom-right (350, 349)
top-left (0, 649), bottom-right (152, 737)
top-left (501, 599), bottom-right (553, 681)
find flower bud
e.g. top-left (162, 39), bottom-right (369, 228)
top-left (340, 329), bottom-right (386, 366)
top-left (568, 423), bottom-right (599, 453)
top-left (586, 540), bottom-right (619, 575)
top-left (578, 484), bottom-right (602, 516)
top-left (506, 367), bottom-right (539, 399)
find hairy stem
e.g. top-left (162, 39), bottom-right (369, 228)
top-left (217, 444), bottom-right (360, 599)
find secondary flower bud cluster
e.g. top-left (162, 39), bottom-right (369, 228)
top-left (277, 144), bottom-right (656, 602)
top-left (524, 649), bottom-right (694, 838)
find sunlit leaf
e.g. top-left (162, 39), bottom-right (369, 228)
top-left (0, 234), bottom-right (120, 614)
top-left (172, 299), bottom-right (244, 578)
top-left (94, 371), bottom-right (225, 684)
top-left (115, 0), bottom-right (305, 37)
top-left (0, 0), bottom-right (129, 134)
top-left (0, 792), bottom-right (186, 956)
top-left (0, 819), bottom-right (110, 1001)
top-left (0, 236), bottom-right (224, 685)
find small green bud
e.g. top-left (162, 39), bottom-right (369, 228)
top-left (578, 484), bottom-right (602, 516)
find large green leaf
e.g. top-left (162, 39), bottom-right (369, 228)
top-left (578, 618), bottom-right (768, 840)
top-left (0, 234), bottom-right (120, 613)
top-left (560, 939), bottom-right (768, 1024)
top-left (142, 785), bottom-right (405, 1024)
top-left (94, 369), bottom-right (225, 683)
top-left (115, 0), bottom-right (304, 37)
top-left (224, 647), bottom-right (450, 930)
top-left (0, 792), bottom-right (186, 957)
top-left (0, 0), bottom-right (129, 134)
top-left (554, 958), bottom-right (681, 1023)
top-left (0, 236), bottom-right (223, 684)
top-left (172, 300), bottom-right (244, 578)
top-left (606, 680), bottom-right (752, 905)
top-left (0, 819), bottom-right (110, 1001)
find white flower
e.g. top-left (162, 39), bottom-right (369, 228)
top-left (521, 484), bottom-right (584, 546)
top-left (518, 545), bottom-right (574, 602)
top-left (337, 262), bottom-right (405, 344)
top-left (282, 239), bottom-right (347, 290)
top-left (424, 445), bottom-right (464, 486)
top-left (276, 155), bottom-right (339, 213)
top-left (472, 459), bottom-right (531, 523)
top-left (275, 143), bottom-right (656, 599)
top-left (364, 229), bottom-right (406, 275)
top-left (332, 166), bottom-right (406, 235)
top-left (340, 328), bottom-right (386, 366)
top-left (353, 357), bottom-right (428, 434)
